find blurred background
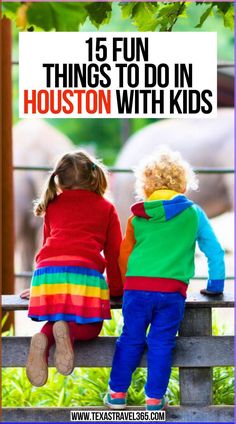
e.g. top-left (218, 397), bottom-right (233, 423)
top-left (1, 0), bottom-right (234, 410)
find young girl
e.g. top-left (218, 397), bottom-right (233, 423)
top-left (105, 148), bottom-right (225, 411)
top-left (21, 151), bottom-right (123, 387)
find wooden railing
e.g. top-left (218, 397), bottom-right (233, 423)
top-left (2, 292), bottom-right (234, 423)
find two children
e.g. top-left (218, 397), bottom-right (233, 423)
top-left (23, 148), bottom-right (225, 410)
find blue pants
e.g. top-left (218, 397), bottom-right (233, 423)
top-left (109, 290), bottom-right (185, 398)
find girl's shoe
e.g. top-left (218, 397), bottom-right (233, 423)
top-left (53, 321), bottom-right (74, 375)
top-left (26, 332), bottom-right (48, 387)
top-left (104, 391), bottom-right (127, 409)
top-left (146, 396), bottom-right (167, 411)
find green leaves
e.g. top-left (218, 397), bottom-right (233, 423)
top-left (46, 3), bottom-right (88, 31)
top-left (24, 3), bottom-right (91, 32)
top-left (213, 367), bottom-right (234, 405)
top-left (195, 2), bottom-right (234, 31)
top-left (85, 3), bottom-right (112, 29)
top-left (120, 2), bottom-right (187, 32)
top-left (2, 2), bottom-right (113, 31)
top-left (195, 5), bottom-right (214, 29)
top-left (156, 3), bottom-right (187, 32)
top-left (196, 2), bottom-right (234, 30)
top-left (1, 2), bottom-right (21, 18)
top-left (218, 4), bottom-right (234, 31)
top-left (27, 3), bottom-right (56, 32)
top-left (120, 3), bottom-right (158, 32)
top-left (2, 2), bottom-right (234, 32)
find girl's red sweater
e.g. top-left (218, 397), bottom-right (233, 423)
top-left (35, 189), bottom-right (123, 297)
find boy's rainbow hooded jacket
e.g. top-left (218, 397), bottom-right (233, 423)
top-left (119, 189), bottom-right (225, 297)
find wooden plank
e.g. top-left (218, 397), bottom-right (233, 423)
top-left (2, 336), bottom-right (233, 368)
top-left (2, 406), bottom-right (234, 422)
top-left (179, 368), bottom-right (213, 406)
top-left (179, 308), bottom-right (212, 336)
top-left (2, 295), bottom-right (29, 311)
top-left (179, 308), bottom-right (212, 406)
top-left (2, 292), bottom-right (234, 311)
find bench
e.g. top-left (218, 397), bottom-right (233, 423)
top-left (2, 292), bottom-right (234, 422)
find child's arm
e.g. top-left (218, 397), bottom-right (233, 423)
top-left (119, 216), bottom-right (136, 283)
top-left (104, 205), bottom-right (123, 297)
top-left (195, 206), bottom-right (225, 295)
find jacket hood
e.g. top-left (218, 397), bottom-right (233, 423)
top-left (131, 191), bottom-right (193, 222)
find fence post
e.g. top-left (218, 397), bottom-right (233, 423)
top-left (0, 17), bottom-right (14, 330)
top-left (179, 308), bottom-right (212, 405)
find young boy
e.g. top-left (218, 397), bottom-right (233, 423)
top-left (105, 148), bottom-right (225, 410)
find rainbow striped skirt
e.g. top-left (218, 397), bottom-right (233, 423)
top-left (28, 265), bottom-right (110, 324)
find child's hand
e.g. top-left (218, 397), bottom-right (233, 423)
top-left (200, 288), bottom-right (223, 296)
top-left (20, 288), bottom-right (30, 299)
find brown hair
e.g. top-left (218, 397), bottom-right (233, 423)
top-left (34, 151), bottom-right (108, 216)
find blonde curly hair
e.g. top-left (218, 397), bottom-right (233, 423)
top-left (135, 147), bottom-right (198, 199)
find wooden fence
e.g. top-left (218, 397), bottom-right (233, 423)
top-left (2, 292), bottom-right (234, 422)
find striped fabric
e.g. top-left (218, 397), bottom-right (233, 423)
top-left (28, 265), bottom-right (110, 324)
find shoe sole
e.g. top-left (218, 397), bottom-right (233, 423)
top-left (26, 333), bottom-right (48, 387)
top-left (104, 402), bottom-right (127, 410)
top-left (104, 396), bottom-right (127, 410)
top-left (53, 321), bottom-right (74, 375)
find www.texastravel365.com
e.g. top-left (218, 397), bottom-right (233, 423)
top-left (70, 410), bottom-right (166, 421)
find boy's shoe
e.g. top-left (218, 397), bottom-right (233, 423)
top-left (26, 332), bottom-right (48, 387)
top-left (200, 288), bottom-right (223, 296)
top-left (53, 321), bottom-right (74, 375)
top-left (104, 391), bottom-right (127, 409)
top-left (146, 396), bottom-right (167, 411)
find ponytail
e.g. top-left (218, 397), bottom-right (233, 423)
top-left (91, 163), bottom-right (107, 196)
top-left (34, 173), bottom-right (57, 216)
